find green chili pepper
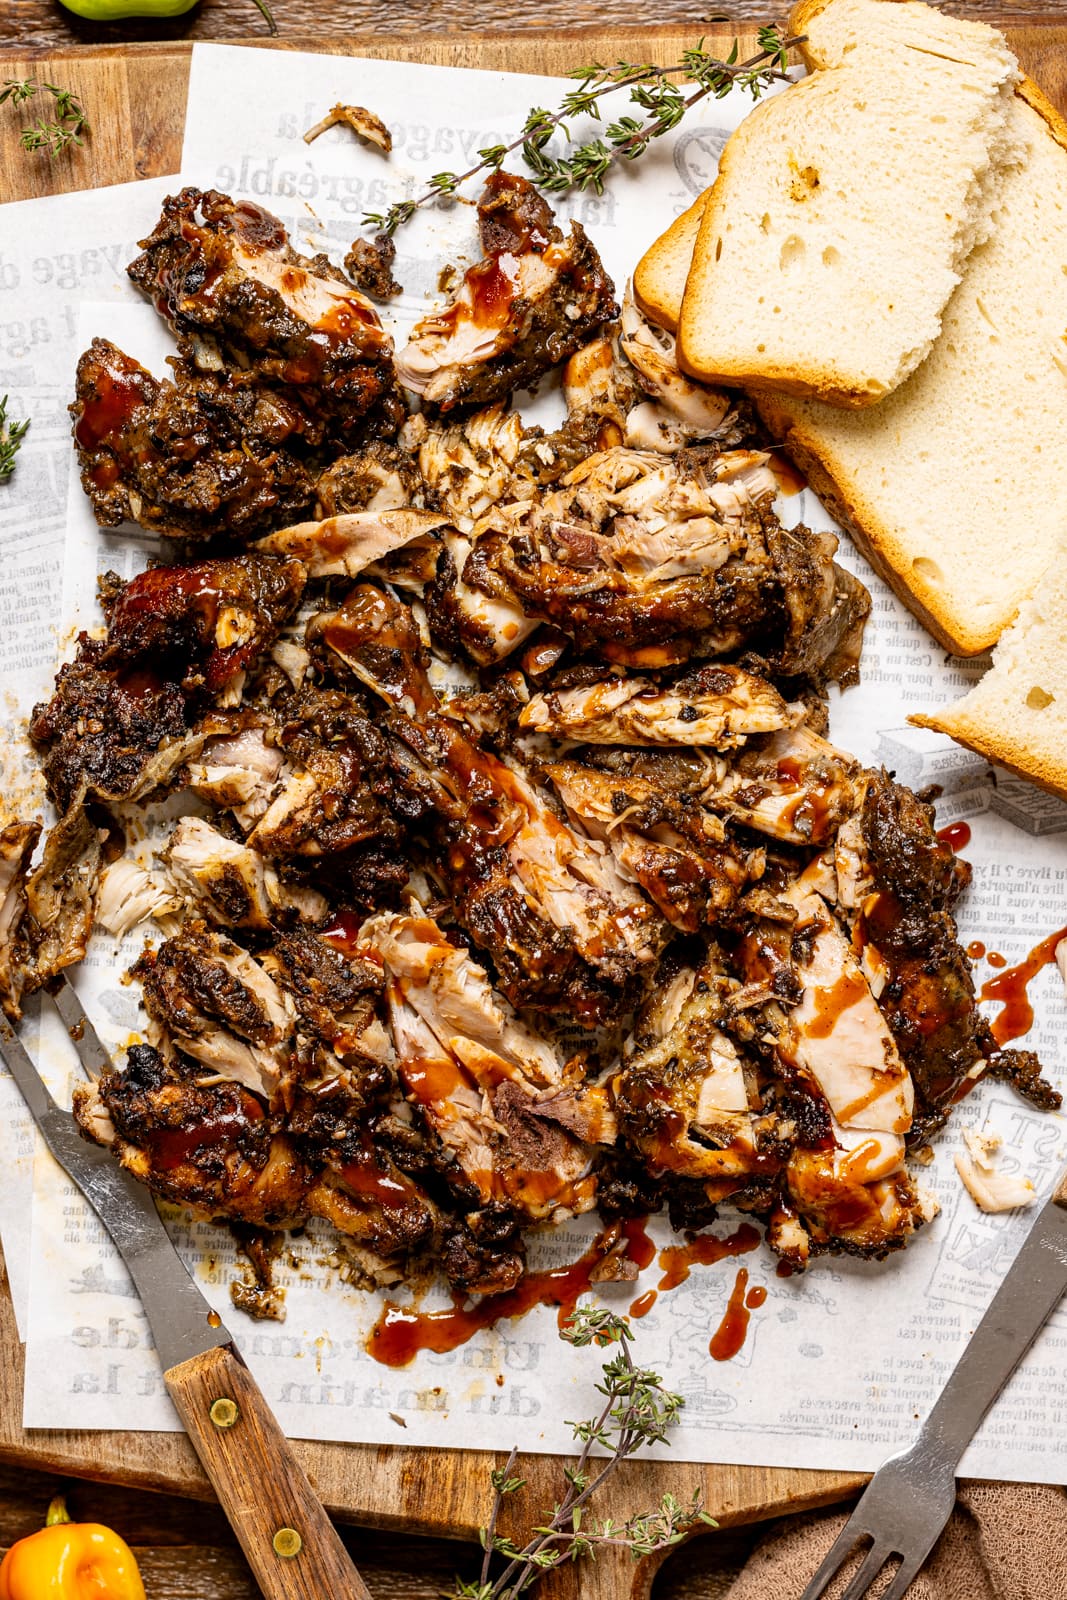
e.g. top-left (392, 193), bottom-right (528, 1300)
top-left (57, 0), bottom-right (277, 31)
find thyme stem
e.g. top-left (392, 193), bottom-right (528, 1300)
top-left (448, 1307), bottom-right (714, 1599)
top-left (364, 28), bottom-right (801, 236)
top-left (1, 78), bottom-right (88, 158)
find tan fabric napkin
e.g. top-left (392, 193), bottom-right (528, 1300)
top-left (722, 1484), bottom-right (1067, 1598)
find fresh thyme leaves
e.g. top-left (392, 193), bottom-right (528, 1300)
top-left (364, 27), bottom-right (800, 236)
top-left (447, 1307), bottom-right (714, 1598)
top-left (0, 78), bottom-right (88, 158)
top-left (0, 396), bottom-right (30, 484)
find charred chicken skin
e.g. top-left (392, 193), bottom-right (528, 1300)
top-left (128, 188), bottom-right (397, 442)
top-left (395, 172), bottom-right (618, 412)
top-left (71, 338), bottom-right (317, 540)
top-left (45, 181), bottom-right (1053, 1299)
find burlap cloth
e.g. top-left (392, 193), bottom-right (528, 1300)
top-left (718, 1483), bottom-right (1067, 1599)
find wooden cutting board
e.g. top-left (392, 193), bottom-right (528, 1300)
top-left (1, 24), bottom-right (1064, 1596)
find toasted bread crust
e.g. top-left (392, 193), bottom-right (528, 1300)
top-left (632, 196), bottom-right (706, 334)
top-left (788, 0), bottom-right (836, 66)
top-left (910, 709), bottom-right (1067, 802)
top-left (752, 389), bottom-right (1003, 656)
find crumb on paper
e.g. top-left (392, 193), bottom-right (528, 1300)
top-left (303, 104), bottom-right (392, 152)
top-left (389, 1410), bottom-right (407, 1428)
top-left (955, 1124), bottom-right (1036, 1213)
top-left (344, 235), bottom-right (402, 302)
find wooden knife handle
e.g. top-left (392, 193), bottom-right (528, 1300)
top-left (1053, 1166), bottom-right (1067, 1208)
top-left (165, 1343), bottom-right (372, 1600)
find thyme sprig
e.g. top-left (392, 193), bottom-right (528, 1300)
top-left (0, 78), bottom-right (88, 158)
top-left (0, 397), bottom-right (30, 484)
top-left (447, 1307), bottom-right (713, 1598)
top-left (364, 27), bottom-right (799, 236)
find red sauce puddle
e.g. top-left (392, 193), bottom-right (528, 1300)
top-left (967, 940), bottom-right (986, 960)
top-left (987, 951), bottom-right (1007, 970)
top-left (980, 923), bottom-right (1067, 1045)
top-left (629, 1290), bottom-right (658, 1319)
top-left (936, 821), bottom-right (972, 853)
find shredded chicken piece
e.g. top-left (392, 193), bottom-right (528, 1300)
top-left (521, 666), bottom-right (801, 748)
top-left (96, 858), bottom-right (181, 940)
top-left (955, 1125), bottom-right (1036, 1212)
top-left (303, 104), bottom-right (392, 151)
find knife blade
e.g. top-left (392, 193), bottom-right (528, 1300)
top-left (0, 994), bottom-right (373, 1600)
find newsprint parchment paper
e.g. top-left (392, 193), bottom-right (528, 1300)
top-left (6, 47), bottom-right (1067, 1482)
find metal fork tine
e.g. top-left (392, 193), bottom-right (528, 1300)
top-left (49, 975), bottom-right (113, 1081)
top-left (838, 1543), bottom-right (893, 1600)
top-left (876, 1557), bottom-right (924, 1600)
top-left (798, 1515), bottom-right (871, 1600)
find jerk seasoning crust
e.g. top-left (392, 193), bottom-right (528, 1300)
top-left (11, 176), bottom-right (1053, 1305)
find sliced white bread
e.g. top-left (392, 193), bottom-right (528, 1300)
top-left (913, 554), bottom-right (1067, 800)
top-left (757, 82), bottom-right (1067, 657)
top-left (632, 195), bottom-right (706, 335)
top-left (676, 0), bottom-right (1021, 408)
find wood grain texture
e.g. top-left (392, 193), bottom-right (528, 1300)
top-left (2, 0), bottom-right (1064, 50)
top-left (0, 1455), bottom-right (759, 1597)
top-left (164, 1343), bottom-right (373, 1599)
top-left (1, 18), bottom-right (1065, 1596)
top-left (4, 24), bottom-right (1067, 200)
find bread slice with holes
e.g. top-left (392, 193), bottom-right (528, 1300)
top-left (676, 0), bottom-right (1021, 407)
top-left (913, 559), bottom-right (1067, 800)
top-left (756, 79), bottom-right (1067, 656)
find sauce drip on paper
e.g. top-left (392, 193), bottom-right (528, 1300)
top-left (936, 821), bottom-right (971, 853)
top-left (369, 1220), bottom-right (763, 1366)
top-left (710, 1268), bottom-right (754, 1361)
top-left (980, 924), bottom-right (1067, 1046)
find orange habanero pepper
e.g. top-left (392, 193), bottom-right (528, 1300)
top-left (0, 1495), bottom-right (146, 1600)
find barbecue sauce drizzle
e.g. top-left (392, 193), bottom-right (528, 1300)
top-left (980, 923), bottom-right (1067, 1045)
top-left (369, 1220), bottom-right (763, 1367)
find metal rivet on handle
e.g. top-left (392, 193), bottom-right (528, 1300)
top-left (209, 1397), bottom-right (240, 1429)
top-left (273, 1527), bottom-right (303, 1559)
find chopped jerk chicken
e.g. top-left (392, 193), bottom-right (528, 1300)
top-left (96, 858), bottom-right (181, 941)
top-left (165, 817), bottom-right (328, 929)
top-left (136, 921), bottom-right (295, 1099)
top-left (71, 339), bottom-right (317, 540)
top-left (542, 759), bottom-right (758, 932)
top-left (73, 1043), bottom-right (439, 1266)
top-left (395, 172), bottom-right (617, 411)
top-left (364, 911), bottom-right (599, 1229)
top-left (467, 445), bottom-right (868, 672)
top-left (313, 441), bottom-right (419, 516)
top-left (128, 188), bottom-right (398, 444)
top-left (955, 1126), bottom-right (1036, 1213)
top-left (255, 508), bottom-right (449, 580)
top-left (311, 585), bottom-right (664, 1023)
top-left (58, 179), bottom-right (1050, 1298)
top-left (520, 665), bottom-right (801, 749)
top-left (0, 822), bottom-right (41, 1019)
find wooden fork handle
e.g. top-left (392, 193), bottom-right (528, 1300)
top-left (165, 1343), bottom-right (372, 1600)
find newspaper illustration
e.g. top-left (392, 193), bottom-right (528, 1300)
top-left (8, 46), bottom-right (1067, 1484)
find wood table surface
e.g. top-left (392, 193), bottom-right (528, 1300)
top-left (4, 0), bottom-right (1065, 49)
top-left (2, 7), bottom-right (1065, 1597)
